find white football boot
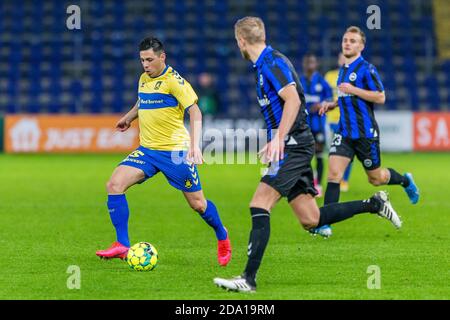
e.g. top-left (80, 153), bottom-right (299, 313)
top-left (214, 275), bottom-right (256, 293)
top-left (373, 191), bottom-right (402, 229)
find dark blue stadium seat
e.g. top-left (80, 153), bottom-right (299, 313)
top-left (424, 75), bottom-right (441, 110)
top-left (0, 0), bottom-right (447, 114)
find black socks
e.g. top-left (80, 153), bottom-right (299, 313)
top-left (317, 157), bottom-right (324, 186)
top-left (324, 182), bottom-right (340, 205)
top-left (387, 168), bottom-right (409, 187)
top-left (243, 207), bottom-right (270, 286)
top-left (317, 197), bottom-right (381, 227)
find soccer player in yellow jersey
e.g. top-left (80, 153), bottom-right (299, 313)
top-left (324, 52), bottom-right (352, 193)
top-left (96, 37), bottom-right (232, 266)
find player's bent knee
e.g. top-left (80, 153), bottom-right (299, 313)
top-left (301, 211), bottom-right (320, 229)
top-left (249, 200), bottom-right (271, 212)
top-left (249, 198), bottom-right (263, 210)
top-left (328, 169), bottom-right (343, 183)
top-left (190, 199), bottom-right (206, 213)
top-left (301, 217), bottom-right (319, 230)
top-left (368, 176), bottom-right (382, 186)
top-left (106, 179), bottom-right (127, 194)
top-left (299, 209), bottom-right (320, 230)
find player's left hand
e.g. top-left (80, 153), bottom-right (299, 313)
top-left (338, 82), bottom-right (356, 94)
top-left (187, 146), bottom-right (204, 165)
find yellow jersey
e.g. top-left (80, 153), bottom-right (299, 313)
top-left (324, 68), bottom-right (340, 124)
top-left (137, 66), bottom-right (198, 151)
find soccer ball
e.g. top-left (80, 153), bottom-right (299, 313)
top-left (126, 242), bottom-right (158, 271)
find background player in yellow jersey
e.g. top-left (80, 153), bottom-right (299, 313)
top-left (96, 37), bottom-right (232, 266)
top-left (324, 52), bottom-right (352, 193)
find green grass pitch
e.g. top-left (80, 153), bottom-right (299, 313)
top-left (0, 153), bottom-right (448, 300)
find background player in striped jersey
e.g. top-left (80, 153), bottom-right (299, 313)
top-left (300, 53), bottom-right (333, 197)
top-left (300, 53), bottom-right (333, 238)
top-left (96, 37), bottom-right (232, 267)
top-left (319, 26), bottom-right (420, 208)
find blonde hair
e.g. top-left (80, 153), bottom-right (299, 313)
top-left (234, 16), bottom-right (266, 44)
top-left (345, 26), bottom-right (366, 44)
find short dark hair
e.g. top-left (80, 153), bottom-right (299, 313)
top-left (139, 37), bottom-right (164, 54)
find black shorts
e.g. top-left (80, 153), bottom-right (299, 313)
top-left (261, 143), bottom-right (318, 202)
top-left (329, 133), bottom-right (381, 170)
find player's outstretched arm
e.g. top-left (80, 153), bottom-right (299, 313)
top-left (116, 99), bottom-right (139, 132)
top-left (187, 104), bottom-right (203, 164)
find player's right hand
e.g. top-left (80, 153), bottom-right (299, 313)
top-left (187, 146), bottom-right (204, 165)
top-left (116, 118), bottom-right (131, 132)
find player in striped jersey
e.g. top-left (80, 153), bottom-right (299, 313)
top-left (300, 53), bottom-right (333, 197)
top-left (319, 26), bottom-right (420, 208)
